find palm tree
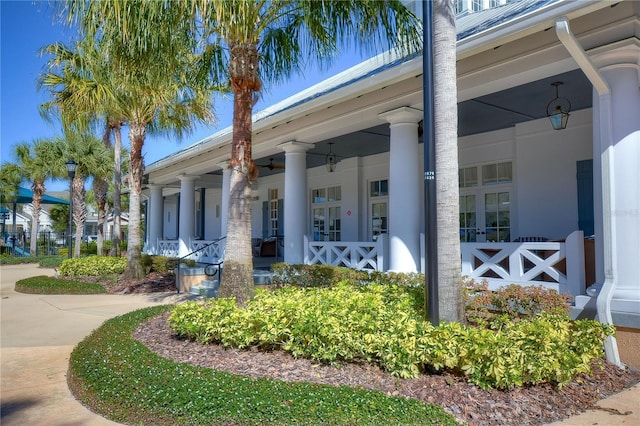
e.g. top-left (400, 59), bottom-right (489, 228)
top-left (0, 163), bottom-right (22, 240)
top-left (58, 3), bottom-right (216, 278)
top-left (62, 1), bottom-right (421, 295)
top-left (39, 39), bottom-right (127, 256)
top-left (14, 139), bottom-right (59, 256)
top-left (433, 0), bottom-right (463, 323)
top-left (187, 0), bottom-right (422, 305)
top-left (53, 131), bottom-right (112, 257)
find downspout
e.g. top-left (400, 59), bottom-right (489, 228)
top-left (555, 18), bottom-right (621, 366)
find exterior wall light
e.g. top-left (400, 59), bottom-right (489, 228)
top-left (325, 143), bottom-right (337, 173)
top-left (547, 82), bottom-right (571, 130)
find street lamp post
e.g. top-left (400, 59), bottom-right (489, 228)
top-left (66, 159), bottom-right (77, 259)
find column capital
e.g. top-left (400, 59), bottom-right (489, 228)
top-left (590, 39), bottom-right (640, 72)
top-left (378, 107), bottom-right (423, 125)
top-left (278, 141), bottom-right (315, 153)
top-left (178, 174), bottom-right (199, 182)
top-left (148, 184), bottom-right (164, 190)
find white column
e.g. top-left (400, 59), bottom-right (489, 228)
top-left (147, 185), bottom-right (164, 254)
top-left (379, 107), bottom-right (423, 272)
top-left (217, 160), bottom-right (231, 237)
top-left (279, 141), bottom-right (314, 264)
top-left (592, 45), bottom-right (640, 307)
top-left (178, 174), bottom-right (198, 257)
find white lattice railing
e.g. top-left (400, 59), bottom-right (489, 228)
top-left (304, 234), bottom-right (388, 271)
top-left (157, 239), bottom-right (179, 257)
top-left (189, 238), bottom-right (226, 262)
top-left (460, 230), bottom-right (586, 296)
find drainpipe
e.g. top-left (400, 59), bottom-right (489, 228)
top-left (555, 17), bottom-right (620, 366)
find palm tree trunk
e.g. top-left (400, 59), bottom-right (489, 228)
top-left (434, 0), bottom-right (464, 323)
top-left (29, 181), bottom-right (45, 256)
top-left (73, 175), bottom-right (86, 258)
top-left (95, 123), bottom-right (113, 256)
top-left (219, 42), bottom-right (259, 305)
top-left (94, 177), bottom-right (108, 256)
top-left (124, 122), bottom-right (145, 279)
top-left (112, 122), bottom-right (123, 257)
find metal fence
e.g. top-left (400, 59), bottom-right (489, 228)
top-left (0, 230), bottom-right (122, 257)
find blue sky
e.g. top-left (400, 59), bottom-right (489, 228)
top-left (1, 1), bottom-right (371, 191)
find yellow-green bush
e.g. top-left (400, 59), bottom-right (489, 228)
top-left (169, 281), bottom-right (613, 389)
top-left (270, 263), bottom-right (424, 288)
top-left (58, 256), bottom-right (127, 277)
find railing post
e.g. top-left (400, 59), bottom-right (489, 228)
top-left (377, 234), bottom-right (388, 272)
top-left (303, 235), bottom-right (309, 265)
top-left (565, 230), bottom-right (586, 297)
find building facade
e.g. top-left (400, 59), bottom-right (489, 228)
top-left (141, 1), bottom-right (640, 366)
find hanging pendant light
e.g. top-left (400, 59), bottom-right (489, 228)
top-left (325, 143), bottom-right (336, 172)
top-left (546, 82), bottom-right (571, 130)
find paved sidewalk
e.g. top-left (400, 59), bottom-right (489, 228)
top-left (0, 263), bottom-right (192, 426)
top-left (1, 263), bottom-right (638, 425)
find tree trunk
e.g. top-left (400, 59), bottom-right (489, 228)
top-left (111, 123), bottom-right (123, 257)
top-left (434, 0), bottom-right (464, 323)
top-left (73, 175), bottom-right (86, 258)
top-left (218, 41), bottom-right (260, 306)
top-left (96, 123), bottom-right (113, 256)
top-left (93, 177), bottom-right (108, 256)
top-left (124, 122), bottom-right (146, 279)
top-left (29, 181), bottom-right (45, 256)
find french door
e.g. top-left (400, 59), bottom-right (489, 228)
top-left (311, 186), bottom-right (341, 241)
top-left (460, 189), bottom-right (511, 243)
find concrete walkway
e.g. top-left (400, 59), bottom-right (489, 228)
top-left (0, 263), bottom-right (193, 425)
top-left (1, 263), bottom-right (638, 426)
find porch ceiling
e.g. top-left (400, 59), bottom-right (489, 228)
top-left (254, 68), bottom-right (592, 177)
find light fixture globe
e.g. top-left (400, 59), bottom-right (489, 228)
top-left (546, 82), bottom-right (571, 130)
top-left (65, 159), bottom-right (78, 178)
top-left (325, 143), bottom-right (336, 173)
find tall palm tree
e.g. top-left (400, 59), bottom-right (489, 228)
top-left (53, 131), bottom-right (113, 257)
top-left (14, 139), bottom-right (59, 256)
top-left (186, 0), bottom-right (422, 305)
top-left (40, 39), bottom-right (127, 256)
top-left (0, 163), bottom-right (22, 239)
top-left (59, 2), bottom-right (216, 277)
top-left (62, 1), bottom-right (420, 294)
top-left (434, 0), bottom-right (463, 323)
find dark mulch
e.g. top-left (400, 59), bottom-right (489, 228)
top-left (87, 271), bottom-right (178, 294)
top-left (134, 311), bottom-right (640, 426)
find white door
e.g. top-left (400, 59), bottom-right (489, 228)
top-left (460, 190), bottom-right (511, 242)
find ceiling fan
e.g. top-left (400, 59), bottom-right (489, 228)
top-left (257, 158), bottom-right (285, 170)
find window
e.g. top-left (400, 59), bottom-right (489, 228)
top-left (369, 179), bottom-right (388, 240)
top-left (311, 185), bottom-right (341, 241)
top-left (268, 188), bottom-right (278, 236)
top-left (482, 161), bottom-right (512, 185)
top-left (459, 166), bottom-right (478, 188)
top-left (459, 162), bottom-right (512, 242)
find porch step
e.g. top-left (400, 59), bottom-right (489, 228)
top-left (189, 278), bottom-right (220, 298)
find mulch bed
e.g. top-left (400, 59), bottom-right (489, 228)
top-left (133, 309), bottom-right (640, 426)
top-left (87, 271), bottom-right (640, 425)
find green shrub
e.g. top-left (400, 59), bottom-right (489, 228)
top-left (69, 306), bottom-right (456, 426)
top-left (139, 254), bottom-right (182, 274)
top-left (0, 254), bottom-right (64, 267)
top-left (39, 255), bottom-right (65, 268)
top-left (270, 263), bottom-right (424, 289)
top-left (464, 279), bottom-right (571, 328)
top-left (58, 256), bottom-right (127, 277)
top-left (169, 282), bottom-right (612, 389)
top-left (15, 275), bottom-right (107, 294)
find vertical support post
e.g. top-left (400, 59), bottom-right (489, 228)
top-left (68, 181), bottom-right (73, 259)
top-left (423, 0), bottom-right (439, 325)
